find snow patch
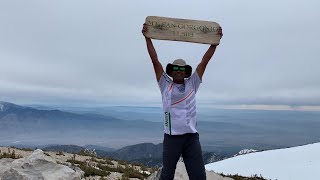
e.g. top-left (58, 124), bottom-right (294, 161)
top-left (139, 170), bottom-right (151, 175)
top-left (205, 142), bottom-right (320, 180)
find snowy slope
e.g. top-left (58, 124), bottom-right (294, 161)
top-left (205, 142), bottom-right (320, 180)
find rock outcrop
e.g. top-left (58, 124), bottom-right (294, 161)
top-left (0, 149), bottom-right (84, 180)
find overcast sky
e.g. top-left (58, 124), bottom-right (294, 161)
top-left (0, 0), bottom-right (320, 110)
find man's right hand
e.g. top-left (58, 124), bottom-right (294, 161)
top-left (142, 23), bottom-right (148, 37)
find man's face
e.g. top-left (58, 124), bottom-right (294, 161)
top-left (172, 66), bottom-right (186, 80)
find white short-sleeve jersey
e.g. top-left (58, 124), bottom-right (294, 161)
top-left (158, 72), bottom-right (202, 135)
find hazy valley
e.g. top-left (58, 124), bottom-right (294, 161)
top-left (1, 101), bottom-right (320, 158)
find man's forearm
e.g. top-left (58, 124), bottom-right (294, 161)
top-left (202, 45), bottom-right (217, 63)
top-left (145, 37), bottom-right (158, 62)
top-left (144, 37), bottom-right (163, 81)
top-left (196, 45), bottom-right (218, 80)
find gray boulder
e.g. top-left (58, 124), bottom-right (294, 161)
top-left (0, 149), bottom-right (84, 180)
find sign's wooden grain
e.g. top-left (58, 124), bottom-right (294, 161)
top-left (144, 16), bottom-right (221, 45)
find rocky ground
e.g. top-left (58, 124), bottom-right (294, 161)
top-left (0, 147), bottom-right (149, 180)
top-left (0, 146), bottom-right (233, 180)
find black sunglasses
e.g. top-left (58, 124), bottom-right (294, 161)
top-left (172, 66), bottom-right (186, 71)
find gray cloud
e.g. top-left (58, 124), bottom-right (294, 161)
top-left (0, 0), bottom-right (320, 108)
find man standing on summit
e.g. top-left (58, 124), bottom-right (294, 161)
top-left (142, 23), bottom-right (223, 180)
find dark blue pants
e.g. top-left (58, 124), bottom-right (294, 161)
top-left (160, 133), bottom-right (206, 180)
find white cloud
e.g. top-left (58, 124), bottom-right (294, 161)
top-left (0, 0), bottom-right (320, 107)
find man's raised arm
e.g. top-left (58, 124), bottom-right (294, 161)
top-left (196, 28), bottom-right (223, 81)
top-left (142, 24), bottom-right (164, 81)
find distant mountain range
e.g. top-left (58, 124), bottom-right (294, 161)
top-left (2, 100), bottom-right (320, 158)
top-left (0, 101), bottom-right (119, 131)
top-left (0, 101), bottom-right (163, 148)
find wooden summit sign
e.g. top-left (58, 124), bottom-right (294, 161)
top-left (144, 16), bottom-right (221, 45)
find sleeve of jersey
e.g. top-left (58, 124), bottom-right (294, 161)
top-left (158, 72), bottom-right (172, 94)
top-left (189, 71), bottom-right (202, 93)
